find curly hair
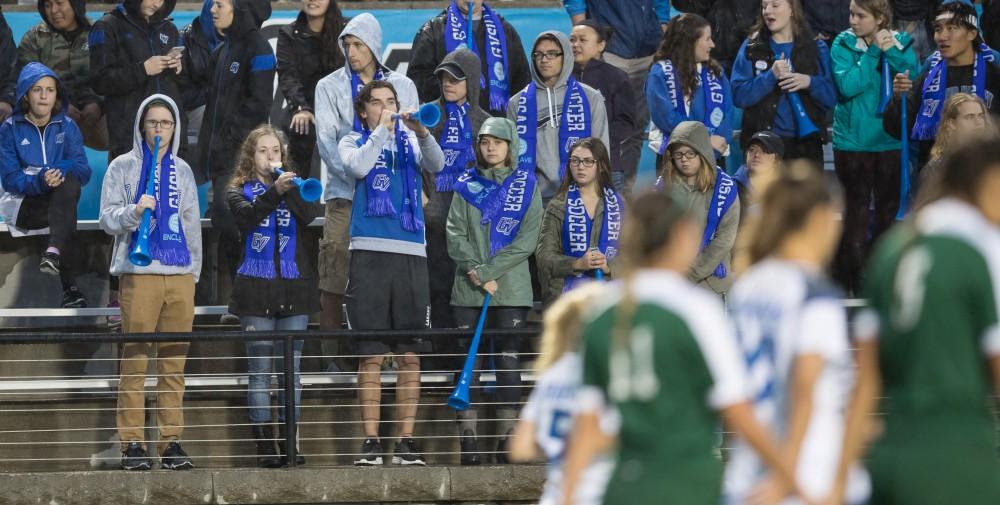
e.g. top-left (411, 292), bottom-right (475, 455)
top-left (652, 13), bottom-right (723, 99)
top-left (230, 124), bottom-right (295, 188)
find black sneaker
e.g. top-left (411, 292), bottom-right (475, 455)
top-left (160, 441), bottom-right (194, 470)
top-left (61, 286), bottom-right (87, 308)
top-left (460, 430), bottom-right (481, 466)
top-left (39, 252), bottom-right (60, 275)
top-left (354, 438), bottom-right (383, 466)
top-left (391, 438), bottom-right (426, 466)
top-left (120, 442), bottom-right (151, 471)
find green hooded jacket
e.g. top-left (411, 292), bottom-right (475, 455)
top-left (447, 118), bottom-right (543, 308)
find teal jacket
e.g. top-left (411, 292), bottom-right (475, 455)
top-left (831, 30), bottom-right (920, 152)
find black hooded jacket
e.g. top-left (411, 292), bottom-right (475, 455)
top-left (673, 0), bottom-right (758, 69)
top-left (276, 11), bottom-right (343, 116)
top-left (181, 0), bottom-right (270, 111)
top-left (407, 6), bottom-right (531, 116)
top-left (195, 0), bottom-right (276, 184)
top-left (425, 47), bottom-right (491, 219)
top-left (89, 0), bottom-right (185, 154)
top-left (0, 9), bottom-right (15, 107)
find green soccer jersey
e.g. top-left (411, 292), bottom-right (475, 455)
top-left (579, 270), bottom-right (749, 505)
top-left (857, 199), bottom-right (1000, 504)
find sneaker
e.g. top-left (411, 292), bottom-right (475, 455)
top-left (459, 430), bottom-right (481, 466)
top-left (354, 438), bottom-right (383, 466)
top-left (120, 442), bottom-right (151, 471)
top-left (220, 312), bottom-right (240, 325)
top-left (106, 300), bottom-right (122, 330)
top-left (160, 441), bottom-right (194, 470)
top-left (391, 438), bottom-right (426, 466)
top-left (39, 252), bottom-right (60, 275)
top-left (61, 286), bottom-right (87, 309)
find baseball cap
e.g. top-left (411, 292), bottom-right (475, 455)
top-left (434, 62), bottom-right (467, 81)
top-left (746, 131), bottom-right (784, 158)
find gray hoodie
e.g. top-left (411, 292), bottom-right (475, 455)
top-left (314, 13), bottom-right (420, 202)
top-left (99, 94), bottom-right (203, 281)
top-left (506, 31), bottom-right (609, 199)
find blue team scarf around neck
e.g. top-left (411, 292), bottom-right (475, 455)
top-left (237, 180), bottom-right (299, 279)
top-left (359, 123), bottom-right (423, 233)
top-left (132, 142), bottom-right (190, 267)
top-left (913, 43), bottom-right (996, 140)
top-left (350, 67), bottom-right (387, 132)
top-left (561, 184), bottom-right (622, 291)
top-left (656, 60), bottom-right (727, 154)
top-left (453, 166), bottom-right (536, 256)
top-left (702, 169), bottom-right (737, 279)
top-left (515, 78), bottom-right (591, 180)
top-left (444, 1), bottom-right (511, 112)
top-left (437, 101), bottom-right (475, 192)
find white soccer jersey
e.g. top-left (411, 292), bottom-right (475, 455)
top-left (520, 353), bottom-right (614, 505)
top-left (724, 259), bottom-right (869, 504)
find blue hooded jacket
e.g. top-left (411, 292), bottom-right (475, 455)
top-left (0, 62), bottom-right (90, 197)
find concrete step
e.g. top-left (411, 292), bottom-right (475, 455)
top-left (0, 465), bottom-right (546, 505)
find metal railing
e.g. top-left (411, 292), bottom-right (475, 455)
top-left (0, 327), bottom-right (539, 470)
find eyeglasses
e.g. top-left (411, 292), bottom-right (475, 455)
top-left (569, 157), bottom-right (597, 168)
top-left (670, 150), bottom-right (699, 161)
top-left (144, 119), bottom-right (175, 129)
top-left (532, 51), bottom-right (564, 61)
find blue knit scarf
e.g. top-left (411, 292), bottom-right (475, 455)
top-left (237, 180), bottom-right (299, 279)
top-left (132, 142), bottom-right (190, 266)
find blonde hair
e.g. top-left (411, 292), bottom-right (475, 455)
top-left (535, 283), bottom-right (605, 371)
top-left (230, 124), bottom-right (294, 188)
top-left (930, 93), bottom-right (992, 161)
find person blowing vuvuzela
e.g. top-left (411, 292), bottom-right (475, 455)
top-left (99, 94), bottom-right (202, 471)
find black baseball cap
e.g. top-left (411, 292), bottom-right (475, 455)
top-left (434, 62), bottom-right (466, 81)
top-left (746, 131), bottom-right (784, 158)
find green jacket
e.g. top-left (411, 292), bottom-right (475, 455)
top-left (831, 29), bottom-right (919, 152)
top-left (671, 179), bottom-right (740, 296)
top-left (536, 190), bottom-right (619, 305)
top-left (17, 22), bottom-right (99, 107)
top-left (446, 166), bottom-right (543, 308)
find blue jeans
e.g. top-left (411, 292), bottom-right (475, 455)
top-left (243, 315), bottom-right (308, 424)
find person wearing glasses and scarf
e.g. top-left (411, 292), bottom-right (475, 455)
top-left (656, 121), bottom-right (740, 299)
top-left (507, 31), bottom-right (608, 201)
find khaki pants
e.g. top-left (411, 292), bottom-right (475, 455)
top-left (116, 274), bottom-right (195, 449)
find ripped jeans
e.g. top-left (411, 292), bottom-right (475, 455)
top-left (451, 307), bottom-right (528, 407)
top-left (242, 315), bottom-right (308, 424)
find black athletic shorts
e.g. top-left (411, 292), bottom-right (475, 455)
top-left (346, 250), bottom-right (432, 355)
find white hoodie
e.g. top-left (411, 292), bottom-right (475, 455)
top-left (99, 94), bottom-right (203, 281)
top-left (314, 13), bottom-right (420, 202)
